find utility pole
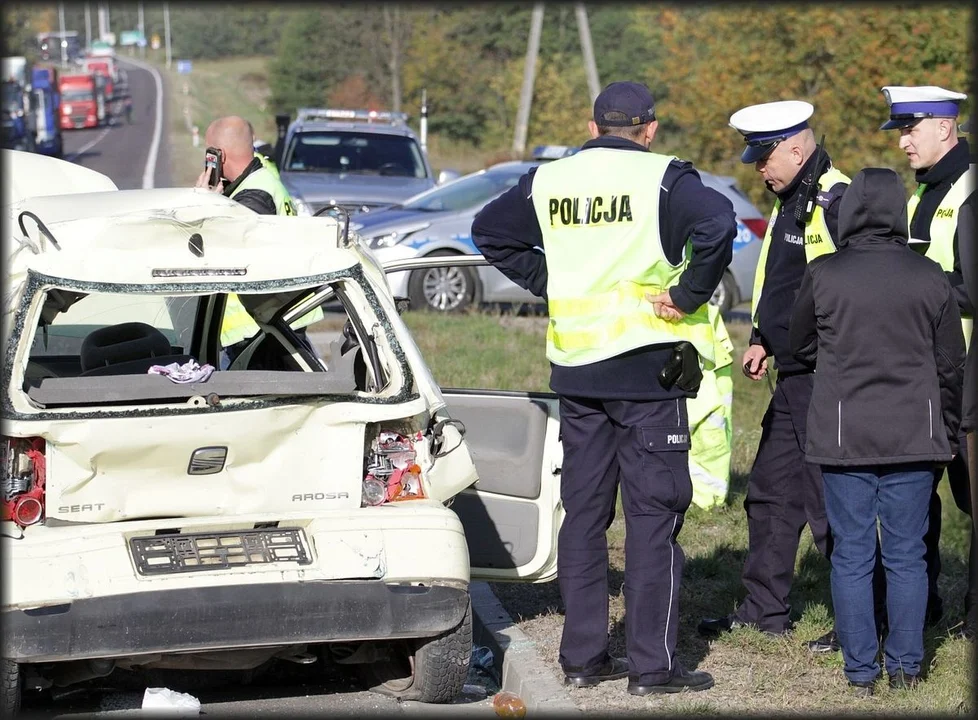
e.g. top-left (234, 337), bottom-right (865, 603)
top-left (58, 3), bottom-right (68, 68)
top-left (85, 3), bottom-right (92, 49)
top-left (512, 3), bottom-right (544, 159)
top-left (575, 3), bottom-right (601, 103)
top-left (97, 3), bottom-right (108, 41)
top-left (138, 2), bottom-right (145, 56)
top-left (164, 2), bottom-right (172, 69)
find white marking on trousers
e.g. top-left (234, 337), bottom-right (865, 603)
top-left (929, 399), bottom-right (933, 438)
top-left (664, 514), bottom-right (678, 673)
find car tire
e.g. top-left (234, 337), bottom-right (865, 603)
top-left (359, 599), bottom-right (472, 703)
top-left (2, 658), bottom-right (21, 717)
top-left (709, 272), bottom-right (738, 314)
top-left (407, 251), bottom-right (480, 313)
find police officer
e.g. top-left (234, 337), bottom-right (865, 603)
top-left (195, 115), bottom-right (296, 217)
top-left (472, 81), bottom-right (736, 695)
top-left (195, 115), bottom-right (302, 361)
top-left (253, 138), bottom-right (282, 179)
top-left (880, 86), bottom-right (975, 634)
top-left (699, 101), bottom-right (862, 651)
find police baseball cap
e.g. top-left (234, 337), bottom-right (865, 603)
top-left (880, 86), bottom-right (967, 130)
top-left (593, 82), bottom-right (656, 127)
top-left (729, 100), bottom-right (814, 164)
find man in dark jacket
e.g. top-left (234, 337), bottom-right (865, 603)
top-left (790, 167), bottom-right (965, 695)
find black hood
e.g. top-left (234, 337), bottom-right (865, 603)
top-left (837, 167), bottom-right (909, 248)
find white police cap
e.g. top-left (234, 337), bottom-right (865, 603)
top-left (880, 86), bottom-right (967, 130)
top-left (729, 100), bottom-right (814, 163)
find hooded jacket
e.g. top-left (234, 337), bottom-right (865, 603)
top-left (789, 168), bottom-right (965, 466)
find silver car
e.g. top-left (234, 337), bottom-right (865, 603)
top-left (355, 152), bottom-right (769, 314)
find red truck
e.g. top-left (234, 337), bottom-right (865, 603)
top-left (58, 73), bottom-right (98, 129)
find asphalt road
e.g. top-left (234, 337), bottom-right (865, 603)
top-left (61, 55), bottom-right (169, 190)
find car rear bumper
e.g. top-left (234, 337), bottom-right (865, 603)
top-left (3, 580), bottom-right (469, 663)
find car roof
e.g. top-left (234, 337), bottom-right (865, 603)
top-left (5, 188), bottom-right (360, 289)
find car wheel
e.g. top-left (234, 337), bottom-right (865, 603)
top-left (408, 251), bottom-right (480, 313)
top-left (2, 658), bottom-right (21, 717)
top-left (359, 599), bottom-right (472, 703)
top-left (709, 272), bottom-right (738, 314)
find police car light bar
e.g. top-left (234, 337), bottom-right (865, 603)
top-left (531, 145), bottom-right (580, 160)
top-left (296, 108), bottom-right (409, 125)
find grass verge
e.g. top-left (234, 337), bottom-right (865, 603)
top-left (404, 311), bottom-right (973, 715)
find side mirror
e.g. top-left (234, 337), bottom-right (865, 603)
top-left (437, 169), bottom-right (461, 185)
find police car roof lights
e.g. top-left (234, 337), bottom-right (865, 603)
top-left (296, 107), bottom-right (409, 125)
top-left (531, 145), bottom-right (580, 160)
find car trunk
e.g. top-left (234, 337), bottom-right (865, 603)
top-left (42, 403), bottom-right (368, 524)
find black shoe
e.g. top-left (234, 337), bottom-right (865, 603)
top-left (848, 679), bottom-right (875, 698)
top-left (628, 665), bottom-right (715, 695)
top-left (888, 669), bottom-right (921, 690)
top-left (563, 656), bottom-right (629, 688)
top-left (697, 614), bottom-right (747, 637)
top-left (807, 630), bottom-right (840, 653)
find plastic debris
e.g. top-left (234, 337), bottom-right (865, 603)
top-left (493, 691), bottom-right (527, 718)
top-left (141, 687), bottom-right (201, 714)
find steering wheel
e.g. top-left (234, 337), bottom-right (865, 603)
top-left (377, 162), bottom-right (407, 176)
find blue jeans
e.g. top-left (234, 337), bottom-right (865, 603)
top-left (822, 463), bottom-right (933, 683)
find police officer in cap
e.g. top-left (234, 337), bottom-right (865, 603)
top-left (880, 85), bottom-right (975, 635)
top-left (472, 81), bottom-right (737, 694)
top-left (699, 101), bottom-right (876, 652)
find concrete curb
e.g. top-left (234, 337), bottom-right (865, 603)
top-left (470, 582), bottom-right (580, 716)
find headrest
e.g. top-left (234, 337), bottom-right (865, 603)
top-left (79, 322), bottom-right (172, 373)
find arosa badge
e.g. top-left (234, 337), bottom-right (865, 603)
top-left (188, 447), bottom-right (228, 475)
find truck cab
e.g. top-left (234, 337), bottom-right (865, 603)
top-left (58, 73), bottom-right (98, 130)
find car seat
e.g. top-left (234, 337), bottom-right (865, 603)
top-left (79, 322), bottom-right (191, 376)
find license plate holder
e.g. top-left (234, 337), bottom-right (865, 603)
top-left (129, 527), bottom-right (312, 575)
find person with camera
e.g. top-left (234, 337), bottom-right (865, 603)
top-left (472, 81), bottom-right (736, 695)
top-left (195, 115), bottom-right (296, 217)
top-left (789, 167), bottom-right (965, 694)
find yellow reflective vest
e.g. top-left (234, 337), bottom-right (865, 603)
top-left (908, 162), bottom-right (975, 351)
top-left (531, 149), bottom-right (719, 369)
top-left (220, 161), bottom-right (319, 348)
top-left (530, 147), bottom-right (732, 508)
top-left (750, 166), bottom-right (850, 327)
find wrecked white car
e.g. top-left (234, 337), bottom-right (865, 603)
top-left (1, 151), bottom-right (563, 713)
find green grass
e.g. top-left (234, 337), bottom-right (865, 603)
top-left (404, 311), bottom-right (973, 714)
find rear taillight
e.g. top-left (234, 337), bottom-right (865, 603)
top-left (744, 218), bottom-right (770, 241)
top-left (362, 430), bottom-right (427, 506)
top-left (2, 437), bottom-right (46, 528)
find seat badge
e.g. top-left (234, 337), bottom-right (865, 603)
top-left (188, 447), bottom-right (228, 475)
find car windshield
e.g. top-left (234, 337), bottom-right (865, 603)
top-left (61, 88), bottom-right (94, 102)
top-left (283, 131), bottom-right (428, 178)
top-left (402, 168), bottom-right (526, 212)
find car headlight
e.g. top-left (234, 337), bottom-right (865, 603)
top-left (63, 104), bottom-right (73, 114)
top-left (292, 197), bottom-right (312, 216)
top-left (363, 222), bottom-right (431, 250)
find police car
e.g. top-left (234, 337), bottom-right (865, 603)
top-left (276, 108), bottom-right (458, 217)
top-left (353, 146), bottom-right (768, 313)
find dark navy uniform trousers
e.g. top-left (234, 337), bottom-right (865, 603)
top-left (734, 372), bottom-right (833, 633)
top-left (926, 447), bottom-right (975, 617)
top-left (557, 394), bottom-right (692, 686)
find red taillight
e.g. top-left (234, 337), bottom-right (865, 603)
top-left (2, 437), bottom-right (46, 528)
top-left (744, 218), bottom-right (770, 241)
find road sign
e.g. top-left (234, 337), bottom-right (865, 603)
top-left (176, 60), bottom-right (192, 75)
top-left (119, 30), bottom-right (146, 47)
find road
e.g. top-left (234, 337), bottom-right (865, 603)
top-left (61, 56), bottom-right (169, 190)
